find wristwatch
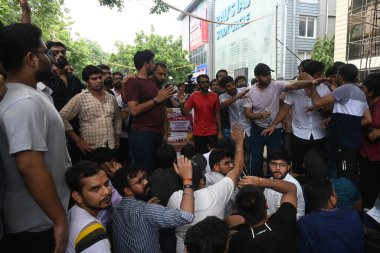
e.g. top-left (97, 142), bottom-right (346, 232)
top-left (152, 98), bottom-right (159, 105)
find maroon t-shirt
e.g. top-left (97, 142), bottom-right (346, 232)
top-left (124, 78), bottom-right (165, 133)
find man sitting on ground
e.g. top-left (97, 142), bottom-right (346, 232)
top-left (65, 161), bottom-right (112, 253)
top-left (229, 175), bottom-right (298, 253)
top-left (264, 149), bottom-right (305, 219)
top-left (297, 178), bottom-right (364, 253)
top-left (111, 156), bottom-right (195, 253)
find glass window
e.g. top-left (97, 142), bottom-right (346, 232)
top-left (299, 0), bottom-right (317, 3)
top-left (299, 16), bottom-right (316, 38)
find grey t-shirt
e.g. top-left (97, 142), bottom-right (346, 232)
top-left (0, 83), bottom-right (71, 233)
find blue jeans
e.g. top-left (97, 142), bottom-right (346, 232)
top-left (128, 130), bottom-right (163, 171)
top-left (249, 123), bottom-right (282, 176)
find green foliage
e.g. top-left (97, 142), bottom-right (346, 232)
top-left (97, 0), bottom-right (168, 14)
top-left (311, 35), bottom-right (335, 71)
top-left (97, 0), bottom-right (123, 10)
top-left (0, 0), bottom-right (109, 78)
top-left (109, 32), bottom-right (193, 83)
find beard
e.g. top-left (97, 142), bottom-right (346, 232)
top-left (84, 195), bottom-right (112, 211)
top-left (134, 187), bottom-right (152, 202)
top-left (104, 78), bottom-right (113, 87)
top-left (56, 57), bottom-right (68, 69)
top-left (35, 63), bottom-right (53, 82)
top-left (113, 82), bottom-right (122, 89)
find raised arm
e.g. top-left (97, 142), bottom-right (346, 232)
top-left (239, 176), bottom-right (297, 208)
top-left (262, 103), bottom-right (292, 136)
top-left (173, 155), bottom-right (194, 214)
top-left (227, 124), bottom-right (245, 187)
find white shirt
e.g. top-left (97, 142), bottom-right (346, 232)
top-left (37, 82), bottom-right (53, 104)
top-left (167, 177), bottom-right (234, 253)
top-left (264, 174), bottom-right (305, 220)
top-left (66, 205), bottom-right (111, 253)
top-left (220, 88), bottom-right (251, 136)
top-left (284, 84), bottom-right (330, 140)
top-left (203, 150), bottom-right (212, 173)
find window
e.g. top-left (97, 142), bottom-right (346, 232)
top-left (299, 16), bottom-right (316, 38)
top-left (297, 51), bottom-right (312, 66)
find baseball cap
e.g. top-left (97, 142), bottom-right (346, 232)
top-left (191, 153), bottom-right (207, 173)
top-left (254, 63), bottom-right (274, 76)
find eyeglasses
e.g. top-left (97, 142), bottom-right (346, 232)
top-left (32, 49), bottom-right (53, 59)
top-left (130, 174), bottom-right (148, 186)
top-left (269, 162), bottom-right (288, 168)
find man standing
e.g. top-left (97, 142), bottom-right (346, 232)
top-left (264, 149), bottom-right (305, 220)
top-left (180, 74), bottom-right (223, 154)
top-left (262, 60), bottom-right (330, 174)
top-left (0, 23), bottom-right (70, 253)
top-left (98, 64), bottom-right (114, 96)
top-left (244, 63), bottom-right (314, 176)
top-left (60, 65), bottom-right (122, 153)
top-left (216, 69), bottom-right (231, 140)
top-left (123, 50), bottom-right (174, 171)
top-left (111, 156), bottom-right (195, 253)
top-left (308, 64), bottom-right (371, 185)
top-left (46, 41), bottom-right (84, 111)
top-left (112, 71), bottom-right (123, 97)
top-left (65, 161), bottom-right (112, 253)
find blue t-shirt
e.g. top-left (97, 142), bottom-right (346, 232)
top-left (328, 84), bottom-right (367, 149)
top-left (297, 208), bottom-right (364, 253)
top-left (331, 178), bottom-right (361, 208)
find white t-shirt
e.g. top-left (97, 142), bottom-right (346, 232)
top-left (244, 81), bottom-right (287, 128)
top-left (264, 174), bottom-right (305, 220)
top-left (66, 205), bottom-right (111, 253)
top-left (203, 150), bottom-right (212, 173)
top-left (167, 177), bottom-right (235, 253)
top-left (284, 84), bottom-right (330, 140)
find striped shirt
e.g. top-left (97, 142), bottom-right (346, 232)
top-left (112, 197), bottom-right (194, 253)
top-left (60, 89), bottom-right (122, 149)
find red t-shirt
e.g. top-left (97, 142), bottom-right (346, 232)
top-left (359, 98), bottom-right (380, 161)
top-left (186, 91), bottom-right (220, 136)
top-left (124, 78), bottom-right (165, 133)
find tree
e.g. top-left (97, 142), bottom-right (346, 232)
top-left (98, 0), bottom-right (168, 14)
top-left (311, 35), bottom-right (335, 71)
top-left (109, 32), bottom-right (193, 83)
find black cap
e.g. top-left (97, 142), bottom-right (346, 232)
top-left (191, 153), bottom-right (207, 173)
top-left (254, 63), bottom-right (274, 76)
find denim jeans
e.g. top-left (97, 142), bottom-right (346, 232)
top-left (249, 123), bottom-right (282, 176)
top-left (128, 130), bottom-right (163, 171)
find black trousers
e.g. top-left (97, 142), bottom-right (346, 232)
top-left (193, 135), bottom-right (218, 154)
top-left (0, 228), bottom-right (55, 253)
top-left (358, 155), bottom-right (380, 208)
top-left (291, 134), bottom-right (326, 174)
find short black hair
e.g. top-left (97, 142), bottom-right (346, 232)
top-left (112, 71), bottom-right (123, 78)
top-left (302, 60), bottom-right (325, 77)
top-left (216, 69), bottom-right (228, 79)
top-left (304, 178), bottom-right (334, 211)
top-left (0, 23), bottom-right (42, 72)
top-left (85, 147), bottom-right (117, 165)
top-left (155, 144), bottom-right (177, 169)
top-left (299, 59), bottom-right (312, 68)
top-left (65, 161), bottom-right (103, 193)
top-left (337, 64), bottom-right (358, 83)
top-left (235, 185), bottom-right (266, 225)
top-left (268, 148), bottom-right (291, 164)
top-left (185, 216), bottom-right (229, 253)
top-left (134, 50), bottom-right (155, 70)
top-left (111, 166), bottom-right (141, 197)
top-left (219, 76), bottom-right (234, 89)
top-left (362, 73), bottom-right (380, 97)
top-left (155, 62), bottom-right (167, 70)
top-left (325, 61), bottom-right (345, 77)
top-left (181, 143), bottom-right (196, 160)
top-left (235, 75), bottom-right (247, 83)
top-left (82, 65), bottom-right (103, 81)
top-left (98, 64), bottom-right (110, 71)
top-left (196, 74), bottom-right (209, 84)
top-left (46, 40), bottom-right (66, 50)
top-left (209, 149), bottom-right (233, 171)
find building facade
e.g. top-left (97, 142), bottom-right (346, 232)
top-left (335, 0), bottom-right (380, 78)
top-left (179, 0), bottom-right (336, 81)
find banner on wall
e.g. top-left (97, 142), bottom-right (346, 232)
top-left (189, 0), bottom-right (208, 52)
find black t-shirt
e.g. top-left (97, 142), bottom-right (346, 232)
top-left (229, 202), bottom-right (297, 253)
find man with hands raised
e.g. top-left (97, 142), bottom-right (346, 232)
top-left (229, 174), bottom-right (297, 253)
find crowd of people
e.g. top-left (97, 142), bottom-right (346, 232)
top-left (0, 2), bottom-right (380, 253)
